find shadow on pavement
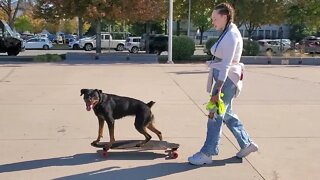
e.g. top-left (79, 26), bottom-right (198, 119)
top-left (0, 151), bottom-right (167, 173)
top-left (171, 70), bottom-right (209, 75)
top-left (55, 156), bottom-right (242, 180)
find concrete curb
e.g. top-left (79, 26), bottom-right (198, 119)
top-left (240, 56), bottom-right (320, 65)
top-left (65, 52), bottom-right (159, 64)
top-left (0, 56), bottom-right (33, 62)
top-left (1, 53), bottom-right (320, 65)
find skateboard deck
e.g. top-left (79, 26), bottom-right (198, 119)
top-left (91, 140), bottom-right (180, 159)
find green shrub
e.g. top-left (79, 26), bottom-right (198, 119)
top-left (172, 36), bottom-right (195, 61)
top-left (33, 54), bottom-right (64, 62)
top-left (59, 54), bottom-right (66, 60)
top-left (243, 40), bottom-right (260, 56)
top-left (205, 38), bottom-right (218, 55)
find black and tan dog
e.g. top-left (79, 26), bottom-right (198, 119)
top-left (80, 89), bottom-right (163, 148)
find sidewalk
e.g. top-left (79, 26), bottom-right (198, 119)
top-left (0, 62), bottom-right (319, 180)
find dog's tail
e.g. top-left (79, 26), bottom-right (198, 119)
top-left (146, 101), bottom-right (156, 108)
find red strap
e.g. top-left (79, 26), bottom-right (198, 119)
top-left (240, 70), bottom-right (244, 80)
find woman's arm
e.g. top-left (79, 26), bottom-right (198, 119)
top-left (211, 31), bottom-right (238, 103)
top-left (218, 31), bottom-right (238, 83)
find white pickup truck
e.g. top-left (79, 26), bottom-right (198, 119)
top-left (79, 32), bottom-right (129, 51)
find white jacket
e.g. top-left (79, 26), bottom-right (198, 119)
top-left (206, 23), bottom-right (244, 97)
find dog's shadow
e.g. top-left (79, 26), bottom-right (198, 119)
top-left (0, 151), bottom-right (166, 173)
top-left (56, 156), bottom-right (243, 180)
top-left (0, 151), bottom-right (242, 179)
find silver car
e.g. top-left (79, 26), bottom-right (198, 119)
top-left (124, 37), bottom-right (141, 53)
top-left (257, 39), bottom-right (291, 54)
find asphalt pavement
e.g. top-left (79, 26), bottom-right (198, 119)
top-left (0, 61), bottom-right (319, 180)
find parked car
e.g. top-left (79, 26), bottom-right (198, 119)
top-left (20, 33), bottom-right (34, 41)
top-left (0, 20), bottom-right (25, 56)
top-left (25, 37), bottom-right (53, 50)
top-left (301, 36), bottom-right (320, 54)
top-left (68, 38), bottom-right (80, 49)
top-left (140, 34), bottom-right (168, 55)
top-left (79, 32), bottom-right (129, 51)
top-left (275, 39), bottom-right (291, 46)
top-left (257, 39), bottom-right (291, 54)
top-left (64, 34), bottom-right (76, 44)
top-left (47, 34), bottom-right (56, 42)
top-left (124, 36), bottom-right (141, 53)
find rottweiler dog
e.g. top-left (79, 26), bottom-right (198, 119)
top-left (80, 89), bottom-right (163, 148)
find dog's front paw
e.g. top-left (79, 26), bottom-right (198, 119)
top-left (91, 140), bottom-right (100, 145)
top-left (135, 142), bottom-right (146, 147)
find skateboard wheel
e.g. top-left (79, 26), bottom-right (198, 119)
top-left (171, 152), bottom-right (178, 159)
top-left (102, 151), bottom-right (108, 157)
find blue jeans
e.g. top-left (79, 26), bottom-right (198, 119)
top-left (200, 69), bottom-right (252, 156)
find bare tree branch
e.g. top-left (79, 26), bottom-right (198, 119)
top-left (12, 0), bottom-right (23, 24)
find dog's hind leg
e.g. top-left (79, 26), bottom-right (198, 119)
top-left (147, 122), bottom-right (163, 141)
top-left (134, 115), bottom-right (152, 147)
top-left (135, 127), bottom-right (152, 147)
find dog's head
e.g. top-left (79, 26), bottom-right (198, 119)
top-left (80, 89), bottom-right (102, 111)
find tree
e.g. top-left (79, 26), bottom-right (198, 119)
top-left (119, 0), bottom-right (166, 52)
top-left (0, 0), bottom-right (23, 28)
top-left (14, 15), bottom-right (33, 32)
top-left (34, 0), bottom-right (166, 53)
top-left (34, 0), bottom-right (119, 53)
top-left (44, 21), bottom-right (59, 34)
top-left (63, 19), bottom-right (78, 34)
top-left (287, 0), bottom-right (320, 40)
top-left (230, 0), bottom-right (286, 39)
top-left (172, 0), bottom-right (188, 36)
top-left (192, 0), bottom-right (216, 44)
top-left (0, 9), bottom-right (6, 19)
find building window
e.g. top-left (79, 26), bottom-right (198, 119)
top-left (272, 30), bottom-right (277, 39)
top-left (265, 30), bottom-right (271, 39)
top-left (258, 30), bottom-right (264, 39)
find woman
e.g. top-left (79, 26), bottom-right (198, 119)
top-left (188, 3), bottom-right (258, 166)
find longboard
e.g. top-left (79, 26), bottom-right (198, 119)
top-left (91, 140), bottom-right (180, 159)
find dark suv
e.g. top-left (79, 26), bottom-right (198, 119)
top-left (140, 34), bottom-right (168, 55)
top-left (0, 20), bottom-right (24, 56)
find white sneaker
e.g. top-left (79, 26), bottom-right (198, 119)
top-left (236, 142), bottom-right (259, 158)
top-left (188, 152), bottom-right (212, 165)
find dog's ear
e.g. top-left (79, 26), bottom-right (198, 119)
top-left (95, 89), bottom-right (102, 94)
top-left (80, 89), bottom-right (88, 96)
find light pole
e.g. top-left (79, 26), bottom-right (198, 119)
top-left (167, 0), bottom-right (174, 63)
top-left (279, 26), bottom-right (283, 54)
top-left (187, 0), bottom-right (191, 38)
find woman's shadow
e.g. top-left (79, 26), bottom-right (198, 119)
top-left (0, 151), bottom-right (242, 179)
top-left (55, 156), bottom-right (242, 180)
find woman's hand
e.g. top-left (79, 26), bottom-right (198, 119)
top-left (211, 80), bottom-right (224, 103)
top-left (211, 90), bottom-right (221, 103)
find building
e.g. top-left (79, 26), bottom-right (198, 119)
top-left (174, 19), bottom-right (291, 44)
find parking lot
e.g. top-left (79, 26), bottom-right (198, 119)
top-left (0, 61), bottom-right (319, 180)
top-left (15, 47), bottom-right (207, 57)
